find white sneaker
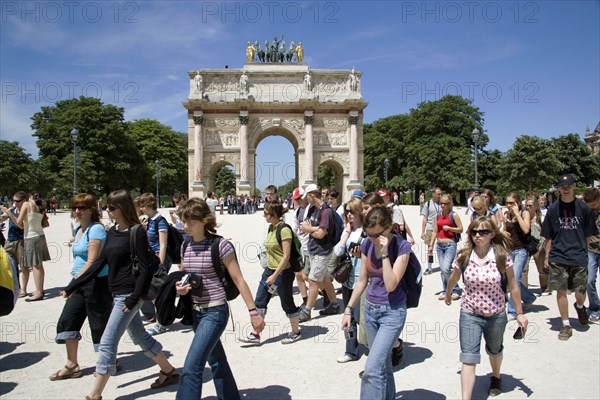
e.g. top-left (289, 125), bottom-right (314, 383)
top-left (239, 332), bottom-right (261, 345)
top-left (337, 354), bottom-right (356, 363)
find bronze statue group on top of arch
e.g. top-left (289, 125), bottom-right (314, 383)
top-left (246, 34), bottom-right (304, 63)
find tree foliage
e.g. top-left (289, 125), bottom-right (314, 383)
top-left (550, 133), bottom-right (600, 186)
top-left (278, 179), bottom-right (297, 196)
top-left (0, 141), bottom-right (35, 195)
top-left (318, 164), bottom-right (336, 190)
top-left (214, 165), bottom-right (236, 196)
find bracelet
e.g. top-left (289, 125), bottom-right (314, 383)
top-left (248, 307), bottom-right (257, 312)
top-left (249, 311), bottom-right (260, 317)
top-left (516, 313), bottom-right (525, 316)
top-left (346, 305), bottom-right (353, 311)
top-left (344, 312), bottom-right (352, 316)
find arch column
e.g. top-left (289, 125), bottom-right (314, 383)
top-left (349, 111), bottom-right (360, 184)
top-left (238, 110), bottom-right (251, 195)
top-left (304, 111), bottom-right (315, 184)
top-left (193, 111), bottom-right (204, 185)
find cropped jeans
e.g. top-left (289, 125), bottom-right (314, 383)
top-left (255, 267), bottom-right (300, 318)
top-left (437, 241), bottom-right (460, 295)
top-left (507, 248), bottom-right (536, 316)
top-left (176, 304), bottom-right (239, 400)
top-left (96, 294), bottom-right (162, 375)
top-left (588, 251), bottom-right (600, 312)
top-left (361, 299), bottom-right (407, 400)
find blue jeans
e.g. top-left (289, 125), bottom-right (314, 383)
top-left (255, 267), bottom-right (300, 318)
top-left (588, 251), bottom-right (600, 312)
top-left (361, 299), bottom-right (407, 400)
top-left (507, 248), bottom-right (536, 316)
top-left (459, 310), bottom-right (507, 364)
top-left (176, 304), bottom-right (239, 400)
top-left (96, 294), bottom-right (162, 375)
top-left (437, 241), bottom-right (460, 294)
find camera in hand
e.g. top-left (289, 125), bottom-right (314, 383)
top-left (179, 274), bottom-right (190, 286)
top-left (513, 326), bottom-right (524, 340)
top-left (344, 327), bottom-right (355, 340)
top-left (180, 273), bottom-right (202, 290)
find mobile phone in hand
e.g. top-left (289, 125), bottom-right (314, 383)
top-left (513, 326), bottom-right (524, 340)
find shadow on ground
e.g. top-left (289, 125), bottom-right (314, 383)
top-left (471, 373), bottom-right (533, 399)
top-left (395, 388), bottom-right (446, 399)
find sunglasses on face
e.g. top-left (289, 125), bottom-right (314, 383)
top-left (365, 228), bottom-right (387, 239)
top-left (107, 205), bottom-right (119, 212)
top-left (72, 205), bottom-right (88, 212)
top-left (471, 229), bottom-right (492, 237)
top-left (13, 199), bottom-right (24, 203)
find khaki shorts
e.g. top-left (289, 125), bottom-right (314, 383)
top-left (308, 252), bottom-right (335, 283)
top-left (5, 240), bottom-right (26, 271)
top-left (548, 262), bottom-right (587, 294)
top-left (425, 230), bottom-right (433, 244)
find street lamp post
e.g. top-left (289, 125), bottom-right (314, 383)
top-left (384, 158), bottom-right (390, 186)
top-left (155, 159), bottom-right (160, 206)
top-left (472, 128), bottom-right (481, 191)
top-left (70, 128), bottom-right (79, 196)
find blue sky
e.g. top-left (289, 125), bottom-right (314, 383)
top-left (1, 1), bottom-right (599, 189)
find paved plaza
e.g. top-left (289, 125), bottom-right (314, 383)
top-left (1, 205), bottom-right (599, 399)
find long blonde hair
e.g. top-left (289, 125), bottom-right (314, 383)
top-left (456, 216), bottom-right (512, 273)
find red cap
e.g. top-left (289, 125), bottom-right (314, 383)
top-left (377, 189), bottom-right (391, 198)
top-left (292, 187), bottom-right (304, 200)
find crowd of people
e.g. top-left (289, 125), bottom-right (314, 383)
top-left (1, 172), bottom-right (599, 400)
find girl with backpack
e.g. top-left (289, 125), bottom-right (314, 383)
top-left (51, 194), bottom-right (112, 382)
top-left (239, 200), bottom-right (302, 345)
top-left (525, 196), bottom-right (549, 294)
top-left (62, 190), bottom-right (178, 400)
top-left (502, 192), bottom-right (536, 319)
top-left (445, 216), bottom-right (528, 398)
top-left (429, 194), bottom-right (463, 301)
top-left (341, 206), bottom-right (411, 399)
top-left (175, 198), bottom-right (264, 399)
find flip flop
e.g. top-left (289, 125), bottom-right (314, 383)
top-left (49, 364), bottom-right (81, 381)
top-left (150, 368), bottom-right (179, 389)
top-left (25, 294), bottom-right (44, 302)
top-left (18, 292), bottom-right (28, 298)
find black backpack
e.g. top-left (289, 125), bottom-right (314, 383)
top-left (182, 235), bottom-right (240, 301)
top-left (153, 216), bottom-right (184, 264)
top-left (364, 236), bottom-right (423, 309)
top-left (129, 225), bottom-right (164, 301)
top-left (275, 223), bottom-right (304, 273)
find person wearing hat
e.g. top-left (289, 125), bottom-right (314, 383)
top-left (378, 189), bottom-right (415, 245)
top-left (541, 174), bottom-right (598, 340)
top-left (351, 189), bottom-right (365, 200)
top-left (299, 184), bottom-right (340, 321)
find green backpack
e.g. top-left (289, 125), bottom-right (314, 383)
top-left (275, 223), bottom-right (304, 273)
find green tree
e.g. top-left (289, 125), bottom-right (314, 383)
top-left (550, 133), bottom-right (600, 186)
top-left (478, 149), bottom-right (506, 193)
top-left (0, 141), bottom-right (35, 195)
top-left (126, 119), bottom-right (188, 195)
top-left (31, 96), bottom-right (142, 196)
top-left (402, 95), bottom-right (486, 195)
top-left (318, 164), bottom-right (336, 190)
top-left (502, 135), bottom-right (561, 192)
top-left (214, 165), bottom-right (236, 196)
top-left (278, 179), bottom-right (298, 196)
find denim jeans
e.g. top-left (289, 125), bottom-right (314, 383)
top-left (361, 299), bottom-right (407, 400)
top-left (588, 251), bottom-right (600, 312)
top-left (255, 267), bottom-right (300, 318)
top-left (96, 294), bottom-right (162, 375)
top-left (176, 304), bottom-right (240, 400)
top-left (437, 241), bottom-right (460, 294)
top-left (342, 286), bottom-right (360, 359)
top-left (507, 248), bottom-right (536, 316)
top-left (459, 310), bottom-right (507, 364)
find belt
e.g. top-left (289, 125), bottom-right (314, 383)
top-left (192, 300), bottom-right (227, 311)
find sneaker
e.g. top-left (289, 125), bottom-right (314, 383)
top-left (391, 338), bottom-right (403, 366)
top-left (239, 332), bottom-right (261, 345)
top-left (574, 302), bottom-right (589, 325)
top-left (488, 376), bottom-right (502, 396)
top-left (281, 330), bottom-right (302, 344)
top-left (298, 309), bottom-right (312, 323)
top-left (437, 293), bottom-right (446, 300)
top-left (146, 324), bottom-right (167, 336)
top-left (589, 312), bottom-right (600, 323)
top-left (337, 354), bottom-right (356, 363)
top-left (423, 269), bottom-right (433, 275)
top-left (451, 292), bottom-right (460, 301)
top-left (319, 303), bottom-right (340, 316)
top-left (558, 325), bottom-right (573, 341)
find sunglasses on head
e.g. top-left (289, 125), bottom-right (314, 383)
top-left (471, 229), bottom-right (492, 237)
top-left (71, 205), bottom-right (88, 212)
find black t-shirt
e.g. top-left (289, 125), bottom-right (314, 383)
top-left (541, 198), bottom-right (598, 266)
top-left (65, 226), bottom-right (156, 309)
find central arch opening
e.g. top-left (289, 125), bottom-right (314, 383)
top-left (253, 134), bottom-right (297, 197)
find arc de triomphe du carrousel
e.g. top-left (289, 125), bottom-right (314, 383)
top-left (182, 39), bottom-right (368, 201)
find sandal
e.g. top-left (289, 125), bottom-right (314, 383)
top-left (49, 364), bottom-right (81, 381)
top-left (150, 368), bottom-right (179, 389)
top-left (19, 291), bottom-right (28, 298)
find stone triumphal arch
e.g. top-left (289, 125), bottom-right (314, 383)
top-left (183, 59), bottom-right (367, 201)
